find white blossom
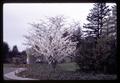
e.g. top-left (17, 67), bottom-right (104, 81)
top-left (24, 16), bottom-right (79, 64)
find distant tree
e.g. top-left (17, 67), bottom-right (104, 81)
top-left (3, 42), bottom-right (10, 63)
top-left (9, 51), bottom-right (13, 58)
top-left (3, 42), bottom-right (9, 55)
top-left (12, 45), bottom-right (19, 57)
top-left (19, 50), bottom-right (27, 63)
top-left (70, 22), bottom-right (82, 42)
top-left (83, 3), bottom-right (111, 39)
top-left (21, 50), bottom-right (27, 56)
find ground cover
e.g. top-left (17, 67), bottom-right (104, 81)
top-left (15, 63), bottom-right (117, 80)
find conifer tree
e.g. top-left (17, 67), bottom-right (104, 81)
top-left (83, 3), bottom-right (111, 39)
top-left (103, 5), bottom-right (117, 39)
top-left (12, 45), bottom-right (19, 57)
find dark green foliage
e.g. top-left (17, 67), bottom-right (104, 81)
top-left (62, 31), bottom-right (69, 38)
top-left (3, 42), bottom-right (9, 54)
top-left (3, 42), bottom-right (21, 63)
top-left (102, 37), bottom-right (117, 74)
top-left (71, 27), bottom-right (82, 43)
top-left (75, 36), bottom-right (117, 74)
top-left (83, 3), bottom-right (110, 38)
top-left (11, 45), bottom-right (19, 57)
top-left (75, 36), bottom-right (96, 72)
top-left (74, 3), bottom-right (117, 74)
top-left (20, 50), bottom-right (27, 64)
top-left (102, 5), bottom-right (117, 39)
top-left (3, 42), bottom-right (10, 63)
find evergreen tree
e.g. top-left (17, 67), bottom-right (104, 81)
top-left (101, 5), bottom-right (117, 74)
top-left (83, 3), bottom-right (111, 39)
top-left (102, 5), bottom-right (117, 39)
top-left (3, 42), bottom-right (9, 54)
top-left (3, 42), bottom-right (10, 62)
top-left (75, 3), bottom-right (117, 74)
top-left (93, 5), bottom-right (117, 73)
top-left (12, 45), bottom-right (19, 57)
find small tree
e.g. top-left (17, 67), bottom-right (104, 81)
top-left (24, 16), bottom-right (78, 70)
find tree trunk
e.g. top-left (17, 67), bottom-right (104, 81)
top-left (52, 63), bottom-right (57, 72)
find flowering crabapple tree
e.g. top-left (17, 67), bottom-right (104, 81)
top-left (24, 16), bottom-right (79, 69)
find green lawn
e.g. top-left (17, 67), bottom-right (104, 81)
top-left (58, 62), bottom-right (80, 71)
top-left (15, 62), bottom-right (117, 80)
top-left (3, 63), bottom-right (29, 68)
top-left (3, 64), bottom-right (15, 68)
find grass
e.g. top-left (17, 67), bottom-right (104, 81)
top-left (3, 63), bottom-right (29, 68)
top-left (15, 62), bottom-right (117, 80)
top-left (3, 64), bottom-right (14, 67)
top-left (58, 62), bottom-right (80, 71)
top-left (17, 69), bottom-right (117, 80)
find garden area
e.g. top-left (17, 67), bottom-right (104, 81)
top-left (3, 3), bottom-right (117, 80)
top-left (15, 63), bottom-right (117, 80)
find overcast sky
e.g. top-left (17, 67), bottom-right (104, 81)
top-left (3, 3), bottom-right (116, 52)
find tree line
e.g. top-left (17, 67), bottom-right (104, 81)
top-left (3, 42), bottom-right (27, 63)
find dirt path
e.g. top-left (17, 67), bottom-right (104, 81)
top-left (3, 64), bottom-right (18, 80)
top-left (3, 67), bottom-right (18, 74)
top-left (3, 64), bottom-right (38, 80)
